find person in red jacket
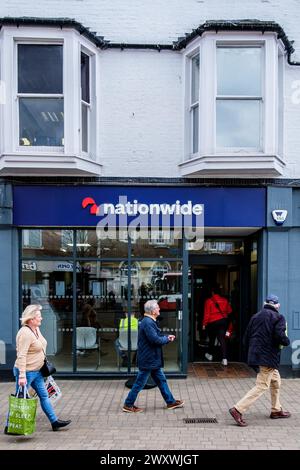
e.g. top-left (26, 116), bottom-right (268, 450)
top-left (202, 285), bottom-right (232, 366)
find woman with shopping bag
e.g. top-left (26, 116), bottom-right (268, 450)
top-left (5, 304), bottom-right (71, 434)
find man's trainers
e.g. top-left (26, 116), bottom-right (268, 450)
top-left (205, 353), bottom-right (213, 361)
top-left (221, 359), bottom-right (228, 366)
top-left (167, 400), bottom-right (184, 410)
top-left (122, 405), bottom-right (143, 413)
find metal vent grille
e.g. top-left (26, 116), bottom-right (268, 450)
top-left (183, 418), bottom-right (218, 424)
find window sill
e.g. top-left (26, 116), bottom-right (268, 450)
top-left (179, 153), bottom-right (285, 177)
top-left (0, 153), bottom-right (102, 176)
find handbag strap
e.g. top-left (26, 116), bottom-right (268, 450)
top-left (214, 301), bottom-right (227, 317)
top-left (25, 325), bottom-right (46, 358)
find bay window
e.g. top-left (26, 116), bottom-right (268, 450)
top-left (181, 33), bottom-right (284, 176)
top-left (0, 24), bottom-right (101, 176)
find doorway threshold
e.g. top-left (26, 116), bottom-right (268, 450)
top-left (188, 362), bottom-right (256, 379)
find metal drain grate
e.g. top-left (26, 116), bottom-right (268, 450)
top-left (183, 417), bottom-right (218, 424)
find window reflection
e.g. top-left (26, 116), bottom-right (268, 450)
top-left (22, 230), bottom-right (73, 257)
top-left (217, 47), bottom-right (262, 96)
top-left (21, 229), bottom-right (183, 373)
top-left (22, 260), bottom-right (74, 371)
top-left (216, 100), bottom-right (261, 148)
top-left (131, 230), bottom-right (182, 258)
top-left (76, 230), bottom-right (128, 257)
top-left (189, 239), bottom-right (244, 255)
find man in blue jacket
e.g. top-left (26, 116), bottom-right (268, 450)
top-left (122, 299), bottom-right (184, 413)
top-left (229, 294), bottom-right (291, 426)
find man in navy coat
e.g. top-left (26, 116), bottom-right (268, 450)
top-left (229, 294), bottom-right (291, 426)
top-left (122, 299), bottom-right (184, 413)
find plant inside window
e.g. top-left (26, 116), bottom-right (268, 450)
top-left (18, 44), bottom-right (64, 147)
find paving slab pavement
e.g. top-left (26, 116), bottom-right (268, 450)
top-left (0, 376), bottom-right (300, 450)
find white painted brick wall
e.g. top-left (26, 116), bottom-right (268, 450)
top-left (99, 50), bottom-right (183, 177)
top-left (0, 0), bottom-right (299, 177)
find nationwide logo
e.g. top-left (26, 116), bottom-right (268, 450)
top-left (82, 197), bottom-right (203, 216)
top-left (82, 197), bottom-right (98, 214)
top-left (81, 195), bottom-right (204, 247)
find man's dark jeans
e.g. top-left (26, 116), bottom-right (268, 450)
top-left (125, 368), bottom-right (175, 406)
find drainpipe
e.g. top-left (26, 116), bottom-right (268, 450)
top-left (287, 50), bottom-right (300, 66)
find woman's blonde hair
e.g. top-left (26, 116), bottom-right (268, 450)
top-left (20, 304), bottom-right (42, 326)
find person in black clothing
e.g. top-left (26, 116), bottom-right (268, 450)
top-left (229, 294), bottom-right (291, 427)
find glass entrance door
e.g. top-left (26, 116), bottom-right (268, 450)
top-left (189, 257), bottom-right (243, 363)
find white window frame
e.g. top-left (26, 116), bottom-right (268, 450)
top-left (190, 53), bottom-right (200, 155)
top-left (1, 26), bottom-right (98, 160)
top-left (183, 32), bottom-right (280, 160)
top-left (15, 39), bottom-right (64, 152)
top-left (80, 46), bottom-right (94, 157)
top-left (215, 43), bottom-right (264, 153)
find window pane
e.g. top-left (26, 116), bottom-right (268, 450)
top-left (191, 54), bottom-right (199, 103)
top-left (217, 47), bottom-right (262, 96)
top-left (188, 239), bottom-right (244, 255)
top-left (23, 229), bottom-right (42, 248)
top-left (131, 230), bottom-right (182, 258)
top-left (81, 104), bottom-right (88, 152)
top-left (22, 260), bottom-right (74, 372)
top-left (192, 106), bottom-right (199, 154)
top-left (76, 261), bottom-right (129, 372)
top-left (216, 100), bottom-right (261, 148)
top-left (81, 52), bottom-right (90, 103)
top-left (19, 98), bottom-right (64, 146)
top-left (76, 230), bottom-right (129, 258)
top-left (135, 260), bottom-right (182, 371)
top-left (18, 45), bottom-right (63, 94)
top-left (22, 230), bottom-right (73, 257)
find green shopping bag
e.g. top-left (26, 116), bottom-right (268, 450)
top-left (7, 386), bottom-right (38, 435)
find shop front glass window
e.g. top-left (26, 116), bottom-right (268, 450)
top-left (21, 228), bottom-right (183, 374)
top-left (131, 229), bottom-right (182, 258)
top-left (133, 260), bottom-right (183, 372)
top-left (189, 239), bottom-right (244, 255)
top-left (76, 229), bottom-right (128, 258)
top-left (76, 261), bottom-right (129, 372)
top-left (22, 229), bottom-right (74, 257)
top-left (22, 260), bottom-right (74, 372)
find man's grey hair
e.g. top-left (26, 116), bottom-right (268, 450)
top-left (144, 299), bottom-right (159, 314)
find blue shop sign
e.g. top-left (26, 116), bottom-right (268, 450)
top-left (13, 186), bottom-right (265, 227)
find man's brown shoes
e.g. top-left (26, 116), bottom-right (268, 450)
top-left (229, 407), bottom-right (248, 427)
top-left (270, 409), bottom-right (291, 419)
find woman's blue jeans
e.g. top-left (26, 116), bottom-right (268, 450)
top-left (13, 367), bottom-right (58, 424)
top-left (125, 368), bottom-right (175, 406)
